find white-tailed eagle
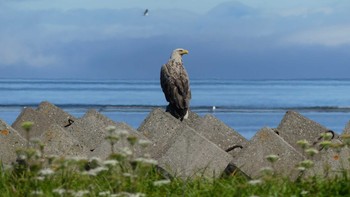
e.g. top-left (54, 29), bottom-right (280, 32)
top-left (160, 48), bottom-right (191, 120)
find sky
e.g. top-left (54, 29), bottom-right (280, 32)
top-left (0, 0), bottom-right (350, 80)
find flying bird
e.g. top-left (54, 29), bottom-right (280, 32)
top-left (160, 48), bottom-right (191, 120)
top-left (144, 9), bottom-right (149, 16)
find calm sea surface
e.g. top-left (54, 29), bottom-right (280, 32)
top-left (1, 79), bottom-right (350, 139)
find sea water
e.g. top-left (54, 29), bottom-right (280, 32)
top-left (1, 79), bottom-right (350, 139)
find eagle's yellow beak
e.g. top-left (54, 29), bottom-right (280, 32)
top-left (180, 49), bottom-right (189, 55)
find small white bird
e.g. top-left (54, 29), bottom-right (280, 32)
top-left (144, 9), bottom-right (149, 16)
top-left (212, 106), bottom-right (216, 111)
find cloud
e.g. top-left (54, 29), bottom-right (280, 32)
top-left (206, 1), bottom-right (257, 18)
top-left (279, 7), bottom-right (333, 17)
top-left (1, 1), bottom-right (350, 79)
top-left (0, 39), bottom-right (59, 68)
top-left (282, 25), bottom-right (350, 47)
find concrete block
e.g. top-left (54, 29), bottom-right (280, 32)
top-left (138, 108), bottom-right (191, 159)
top-left (234, 127), bottom-right (305, 180)
top-left (86, 109), bottom-right (151, 159)
top-left (40, 124), bottom-right (88, 157)
top-left (159, 126), bottom-right (233, 179)
top-left (67, 110), bottom-right (150, 159)
top-left (12, 107), bottom-right (53, 138)
top-left (138, 108), bottom-right (232, 179)
top-left (83, 109), bottom-right (116, 127)
top-left (65, 115), bottom-right (107, 152)
top-left (182, 110), bottom-right (203, 129)
top-left (37, 101), bottom-right (76, 128)
top-left (191, 114), bottom-right (248, 158)
top-left (0, 119), bottom-right (27, 164)
top-left (305, 139), bottom-right (350, 178)
top-left (276, 111), bottom-right (337, 154)
top-left (12, 102), bottom-right (76, 138)
top-left (84, 109), bottom-right (149, 142)
top-left (342, 120), bottom-right (350, 135)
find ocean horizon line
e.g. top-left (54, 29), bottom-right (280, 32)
top-left (2, 78), bottom-right (350, 82)
top-left (1, 103), bottom-right (350, 113)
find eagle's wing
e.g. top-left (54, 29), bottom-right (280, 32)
top-left (160, 60), bottom-right (191, 110)
top-left (160, 63), bottom-right (173, 103)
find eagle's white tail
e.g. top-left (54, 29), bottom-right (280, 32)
top-left (183, 110), bottom-right (189, 119)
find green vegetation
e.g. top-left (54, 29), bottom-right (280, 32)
top-left (1, 122), bottom-right (350, 196)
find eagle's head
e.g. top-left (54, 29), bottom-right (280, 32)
top-left (171, 48), bottom-right (189, 62)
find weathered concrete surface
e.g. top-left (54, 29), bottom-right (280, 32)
top-left (191, 114), bottom-right (248, 158)
top-left (138, 108), bottom-right (183, 159)
top-left (182, 110), bottom-right (203, 129)
top-left (84, 109), bottom-right (148, 140)
top-left (234, 127), bottom-right (305, 180)
top-left (84, 109), bottom-right (116, 127)
top-left (87, 110), bottom-right (151, 159)
top-left (158, 126), bottom-right (233, 179)
top-left (65, 115), bottom-right (108, 152)
top-left (138, 108), bottom-right (232, 179)
top-left (12, 102), bottom-right (76, 138)
top-left (37, 101), bottom-right (77, 128)
top-left (342, 120), bottom-right (350, 135)
top-left (40, 124), bottom-right (88, 157)
top-left (0, 119), bottom-right (27, 164)
top-left (305, 139), bottom-right (350, 178)
top-left (12, 107), bottom-right (53, 138)
top-left (276, 111), bottom-right (337, 154)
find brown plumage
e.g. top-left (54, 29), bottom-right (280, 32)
top-left (160, 48), bottom-right (191, 120)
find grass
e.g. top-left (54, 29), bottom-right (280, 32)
top-left (1, 122), bottom-right (350, 196)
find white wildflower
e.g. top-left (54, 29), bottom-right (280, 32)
top-left (122, 173), bottom-right (137, 178)
top-left (260, 167), bottom-right (273, 172)
top-left (138, 139), bottom-right (152, 147)
top-left (248, 179), bottom-right (262, 186)
top-left (114, 192), bottom-right (146, 197)
top-left (39, 168), bottom-right (54, 176)
top-left (93, 166), bottom-right (108, 173)
top-left (35, 176), bottom-right (45, 181)
top-left (265, 154), bottom-right (279, 163)
top-left (34, 150), bottom-right (42, 158)
top-left (320, 140), bottom-right (332, 149)
top-left (120, 147), bottom-right (133, 156)
top-left (134, 158), bottom-right (158, 165)
top-left (300, 160), bottom-right (314, 168)
top-left (305, 148), bottom-right (319, 157)
top-left (105, 134), bottom-right (119, 142)
top-left (106, 125), bottom-right (117, 132)
top-left (116, 129), bottom-right (129, 138)
top-left (82, 170), bottom-right (97, 176)
top-left (103, 160), bottom-right (119, 166)
top-left (301, 190), bottom-right (309, 195)
top-left (53, 188), bottom-right (66, 196)
top-left (297, 166), bottom-right (306, 172)
top-left (31, 190), bottom-right (43, 196)
top-left (98, 191), bottom-right (111, 196)
top-left (73, 190), bottom-right (90, 197)
top-left (83, 167), bottom-right (108, 176)
top-left (66, 156), bottom-right (88, 162)
top-left (297, 139), bottom-right (310, 149)
top-left (17, 154), bottom-right (27, 161)
top-left (321, 132), bottom-right (333, 140)
top-left (153, 179), bottom-right (171, 186)
top-left (259, 167), bottom-right (274, 176)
